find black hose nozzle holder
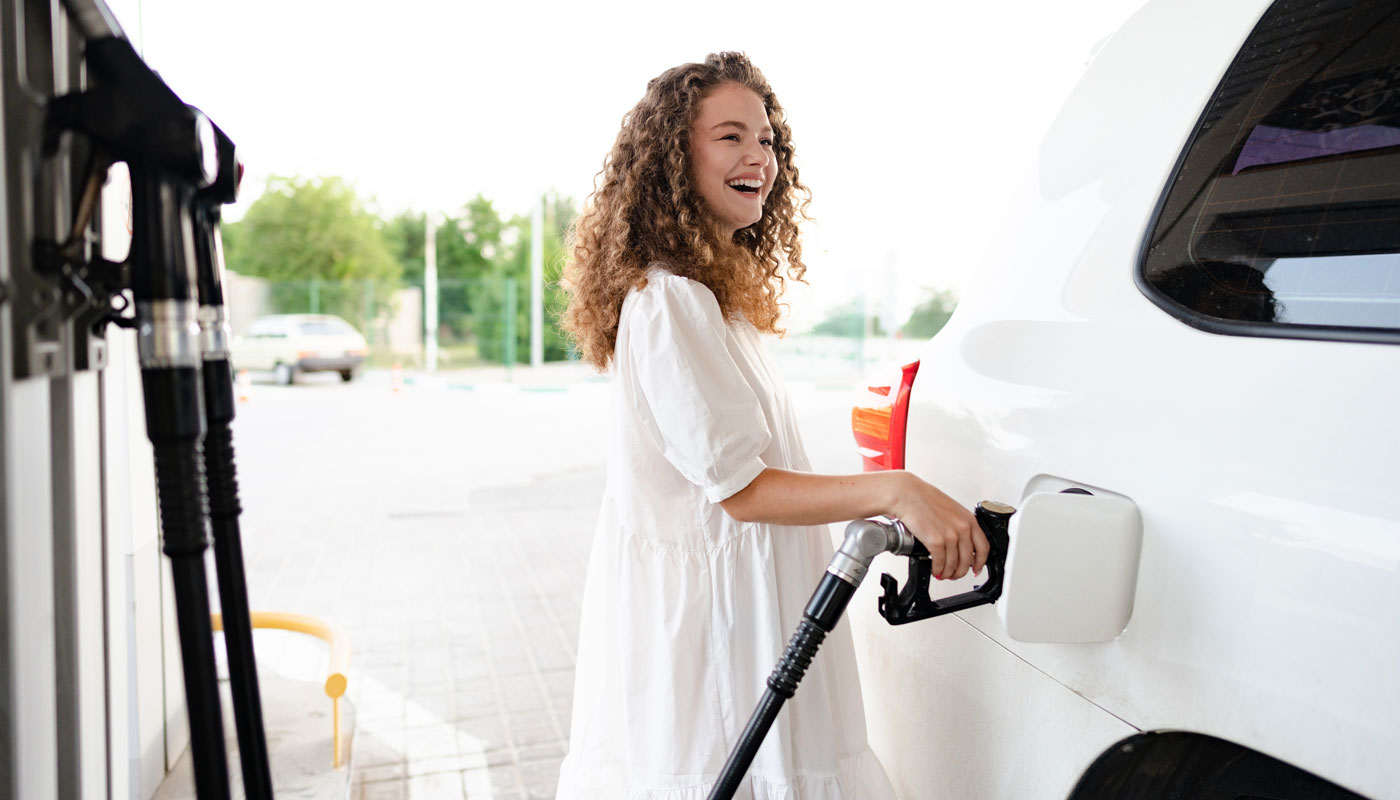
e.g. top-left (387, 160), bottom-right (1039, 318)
top-left (43, 35), bottom-right (247, 800)
top-left (878, 500), bottom-right (1015, 625)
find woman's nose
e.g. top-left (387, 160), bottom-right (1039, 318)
top-left (744, 141), bottom-right (769, 166)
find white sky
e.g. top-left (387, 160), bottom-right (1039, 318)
top-left (104, 0), bottom-right (1148, 330)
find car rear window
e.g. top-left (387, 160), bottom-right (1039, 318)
top-left (1139, 0), bottom-right (1400, 343)
top-left (297, 319), bottom-right (356, 336)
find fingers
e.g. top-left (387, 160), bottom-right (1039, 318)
top-left (924, 513), bottom-right (979, 581)
top-left (921, 520), bottom-right (971, 581)
top-left (895, 476), bottom-right (983, 581)
top-left (944, 513), bottom-right (976, 580)
top-left (954, 525), bottom-right (975, 580)
top-left (916, 525), bottom-right (948, 580)
top-left (972, 522), bottom-right (991, 576)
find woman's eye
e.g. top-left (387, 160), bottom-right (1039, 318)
top-left (722, 134), bottom-right (740, 142)
top-left (761, 138), bottom-right (774, 147)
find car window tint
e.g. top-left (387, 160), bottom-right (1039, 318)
top-left (1140, 0), bottom-right (1400, 342)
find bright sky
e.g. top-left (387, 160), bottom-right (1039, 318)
top-left (104, 0), bottom-right (1148, 330)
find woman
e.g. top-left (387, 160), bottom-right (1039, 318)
top-left (556, 52), bottom-right (986, 799)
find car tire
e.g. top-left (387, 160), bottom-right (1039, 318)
top-left (339, 369), bottom-right (355, 383)
top-left (273, 363), bottom-right (295, 386)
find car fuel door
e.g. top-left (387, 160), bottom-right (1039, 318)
top-left (1000, 478), bottom-right (1143, 643)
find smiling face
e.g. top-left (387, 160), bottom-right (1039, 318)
top-left (689, 82), bottom-right (776, 235)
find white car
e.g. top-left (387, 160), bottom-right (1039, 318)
top-left (231, 314), bottom-right (368, 385)
top-left (848, 1), bottom-right (1399, 799)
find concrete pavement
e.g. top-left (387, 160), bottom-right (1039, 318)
top-left (230, 366), bottom-right (607, 799)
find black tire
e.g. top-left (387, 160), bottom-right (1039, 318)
top-left (339, 369), bottom-right (354, 383)
top-left (273, 363), bottom-right (295, 386)
top-left (1069, 732), bottom-right (1368, 800)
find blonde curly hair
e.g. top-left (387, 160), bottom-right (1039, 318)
top-left (562, 52), bottom-right (811, 370)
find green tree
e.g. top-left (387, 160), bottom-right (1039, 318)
top-left (901, 289), bottom-right (958, 339)
top-left (475, 192), bottom-right (575, 364)
top-left (811, 299), bottom-right (885, 338)
top-left (439, 195), bottom-right (505, 282)
top-left (381, 210), bottom-right (426, 283)
top-left (437, 197), bottom-right (506, 347)
top-left (224, 176), bottom-right (400, 327)
top-left (384, 197), bottom-right (510, 357)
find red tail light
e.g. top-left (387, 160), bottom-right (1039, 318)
top-left (851, 360), bottom-right (919, 471)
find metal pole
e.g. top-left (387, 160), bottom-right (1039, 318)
top-left (530, 195), bottom-right (543, 367)
top-left (425, 212), bottom-right (438, 373)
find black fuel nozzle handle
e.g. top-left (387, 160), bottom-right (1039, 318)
top-left (878, 500), bottom-right (1015, 626)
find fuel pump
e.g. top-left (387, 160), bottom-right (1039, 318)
top-left (42, 35), bottom-right (269, 800)
top-left (706, 502), bottom-right (1015, 800)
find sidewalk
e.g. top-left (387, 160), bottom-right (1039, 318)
top-left (244, 467), bottom-right (601, 800)
top-left (228, 366), bottom-right (610, 800)
top-left (372, 360), bottom-right (606, 392)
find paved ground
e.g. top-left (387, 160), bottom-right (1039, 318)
top-left (229, 360), bottom-right (866, 799)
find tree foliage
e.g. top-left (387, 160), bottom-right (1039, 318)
top-left (811, 299), bottom-right (885, 338)
top-left (225, 176), bottom-right (398, 282)
top-left (901, 289), bottom-right (959, 339)
top-left (475, 192), bottom-right (575, 363)
top-left (381, 210), bottom-right (426, 284)
top-left (224, 176), bottom-right (400, 326)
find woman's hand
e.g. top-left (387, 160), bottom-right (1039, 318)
top-left (719, 468), bottom-right (987, 580)
top-left (886, 472), bottom-right (987, 581)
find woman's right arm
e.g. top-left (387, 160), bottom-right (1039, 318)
top-left (719, 468), bottom-right (987, 581)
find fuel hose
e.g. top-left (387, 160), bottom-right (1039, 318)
top-left (52, 36), bottom-right (243, 800)
top-left (707, 502), bottom-right (1014, 800)
top-left (193, 122), bottom-right (272, 800)
top-left (130, 153), bottom-right (231, 800)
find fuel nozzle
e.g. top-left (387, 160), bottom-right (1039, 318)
top-left (45, 35), bottom-right (234, 800)
top-left (878, 500), bottom-right (1015, 625)
top-left (708, 501), bottom-right (1017, 800)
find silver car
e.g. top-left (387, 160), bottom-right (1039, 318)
top-left (231, 314), bottom-right (368, 385)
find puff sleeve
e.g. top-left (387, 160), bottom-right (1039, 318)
top-left (623, 276), bottom-right (772, 503)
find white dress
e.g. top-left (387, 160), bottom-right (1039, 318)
top-left (556, 268), bottom-right (896, 800)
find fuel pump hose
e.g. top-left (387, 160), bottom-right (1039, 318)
top-left (706, 518), bottom-right (913, 800)
top-left (707, 502), bottom-right (1014, 800)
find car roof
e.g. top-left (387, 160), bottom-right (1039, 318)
top-left (252, 314), bottom-right (351, 323)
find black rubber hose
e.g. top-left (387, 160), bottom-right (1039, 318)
top-left (154, 441), bottom-right (231, 800)
top-left (204, 398), bottom-right (273, 800)
top-left (710, 690), bottom-right (786, 799)
top-left (707, 574), bottom-right (854, 800)
top-left (192, 122), bottom-right (272, 797)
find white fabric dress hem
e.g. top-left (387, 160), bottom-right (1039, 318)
top-left (555, 744), bottom-right (896, 800)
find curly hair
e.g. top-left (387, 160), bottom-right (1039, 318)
top-left (562, 52), bottom-right (811, 370)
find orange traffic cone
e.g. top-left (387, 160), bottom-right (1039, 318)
top-left (390, 362), bottom-right (403, 394)
top-left (236, 369), bottom-right (252, 404)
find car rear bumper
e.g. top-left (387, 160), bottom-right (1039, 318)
top-left (296, 355), bottom-right (365, 373)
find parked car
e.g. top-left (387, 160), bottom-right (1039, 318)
top-left (231, 314), bottom-right (368, 385)
top-left (848, 1), bottom-right (1399, 799)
